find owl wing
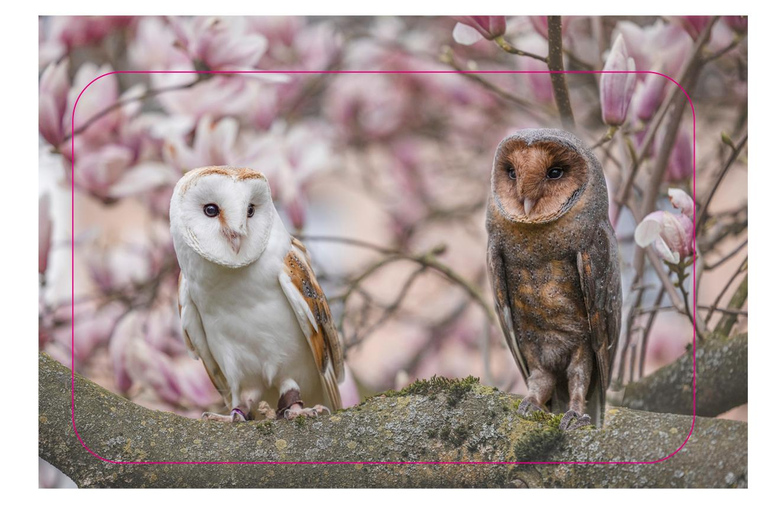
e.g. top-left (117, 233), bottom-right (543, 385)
top-left (487, 244), bottom-right (530, 381)
top-left (576, 220), bottom-right (623, 397)
top-left (278, 237), bottom-right (344, 411)
top-left (178, 273), bottom-right (232, 409)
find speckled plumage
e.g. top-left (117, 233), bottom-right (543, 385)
top-left (486, 129), bottom-right (622, 428)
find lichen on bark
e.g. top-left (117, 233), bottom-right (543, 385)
top-left (39, 352), bottom-right (746, 488)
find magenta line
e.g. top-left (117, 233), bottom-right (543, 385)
top-left (69, 68), bottom-right (697, 467)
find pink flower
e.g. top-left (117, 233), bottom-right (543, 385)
top-left (664, 128), bottom-right (694, 183)
top-left (600, 34), bottom-right (637, 127)
top-left (616, 20), bottom-right (690, 76)
top-left (39, 16), bottom-right (134, 68)
top-left (668, 188), bottom-right (695, 218)
top-left (167, 16), bottom-right (268, 71)
top-left (676, 16), bottom-right (712, 40)
top-left (39, 59), bottom-right (69, 147)
top-left (39, 194), bottom-right (53, 276)
top-left (724, 16), bottom-right (747, 35)
top-left (63, 63), bottom-right (120, 144)
top-left (452, 16), bottom-right (506, 45)
top-left (632, 74), bottom-right (669, 123)
top-left (240, 120), bottom-right (336, 230)
top-left (162, 115), bottom-right (240, 173)
top-left (635, 189), bottom-right (695, 264)
top-left (324, 74), bottom-right (407, 142)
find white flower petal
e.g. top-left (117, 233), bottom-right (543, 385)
top-left (452, 23), bottom-right (484, 46)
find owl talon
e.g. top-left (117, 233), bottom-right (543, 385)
top-left (201, 409), bottom-right (248, 423)
top-left (283, 403), bottom-right (330, 420)
top-left (517, 397), bottom-right (544, 417)
top-left (559, 410), bottom-right (591, 431)
top-left (257, 401), bottom-right (277, 420)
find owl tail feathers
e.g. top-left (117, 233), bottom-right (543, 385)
top-left (321, 369), bottom-right (342, 412)
top-left (586, 375), bottom-right (606, 428)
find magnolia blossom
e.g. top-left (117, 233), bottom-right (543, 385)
top-left (39, 194), bottom-right (53, 276)
top-left (452, 16), bottom-right (506, 45)
top-left (617, 20), bottom-right (690, 76)
top-left (664, 128), bottom-right (694, 183)
top-left (632, 74), bottom-right (669, 123)
top-left (668, 187), bottom-right (695, 217)
top-left (241, 120), bottom-right (337, 229)
top-left (39, 59), bottom-right (69, 147)
top-left (725, 16), bottom-right (747, 35)
top-left (635, 189), bottom-right (695, 264)
top-left (677, 16), bottom-right (712, 40)
top-left (600, 34), bottom-right (637, 127)
top-left (167, 16), bottom-right (268, 71)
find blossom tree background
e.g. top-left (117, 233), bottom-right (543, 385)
top-left (38, 15), bottom-right (748, 487)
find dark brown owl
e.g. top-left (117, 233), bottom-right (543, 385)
top-left (486, 129), bottom-right (622, 430)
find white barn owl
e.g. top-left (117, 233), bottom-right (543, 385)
top-left (170, 166), bottom-right (343, 422)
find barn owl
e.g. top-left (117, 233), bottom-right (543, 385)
top-left (486, 129), bottom-right (622, 430)
top-left (170, 166), bottom-right (343, 422)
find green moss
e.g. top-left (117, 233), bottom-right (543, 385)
top-left (254, 420), bottom-right (275, 435)
top-left (294, 416), bottom-right (307, 428)
top-left (513, 423), bottom-right (564, 462)
top-left (437, 422), bottom-right (474, 449)
top-left (365, 375), bottom-right (481, 407)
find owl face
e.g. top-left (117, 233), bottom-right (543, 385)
top-left (492, 138), bottom-right (590, 224)
top-left (170, 167), bottom-right (275, 268)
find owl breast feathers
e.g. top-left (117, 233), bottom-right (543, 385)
top-left (170, 166), bottom-right (343, 422)
top-left (486, 129), bottom-right (622, 429)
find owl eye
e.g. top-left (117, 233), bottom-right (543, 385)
top-left (507, 166), bottom-right (517, 180)
top-left (247, 204), bottom-right (255, 218)
top-left (547, 167), bottom-right (564, 180)
top-left (203, 204), bottom-right (220, 217)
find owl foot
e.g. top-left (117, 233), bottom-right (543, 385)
top-left (283, 403), bottom-right (330, 420)
top-left (256, 401), bottom-right (278, 420)
top-left (201, 408), bottom-right (248, 423)
top-left (517, 397), bottom-right (544, 417)
top-left (559, 410), bottom-right (591, 431)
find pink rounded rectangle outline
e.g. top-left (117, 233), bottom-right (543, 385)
top-left (69, 68), bottom-right (698, 466)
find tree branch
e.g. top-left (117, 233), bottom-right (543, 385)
top-left (40, 352), bottom-right (746, 488)
top-left (547, 16), bottom-right (576, 130)
top-left (621, 333), bottom-right (747, 418)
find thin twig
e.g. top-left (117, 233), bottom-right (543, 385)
top-left (696, 133), bottom-right (748, 233)
top-left (64, 76), bottom-right (205, 141)
top-left (704, 239), bottom-right (747, 271)
top-left (493, 37), bottom-right (548, 62)
top-left (705, 256), bottom-right (747, 325)
top-left (546, 16), bottom-right (576, 130)
top-left (639, 285), bottom-right (666, 378)
top-left (613, 16), bottom-right (718, 224)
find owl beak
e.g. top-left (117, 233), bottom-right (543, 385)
top-left (229, 235), bottom-right (242, 254)
top-left (524, 198), bottom-right (536, 216)
top-left (222, 228), bottom-right (243, 254)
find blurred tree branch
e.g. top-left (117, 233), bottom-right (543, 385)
top-left (621, 333), bottom-right (747, 417)
top-left (40, 352), bottom-right (746, 488)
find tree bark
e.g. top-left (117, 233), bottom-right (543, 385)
top-left (621, 333), bottom-right (747, 417)
top-left (39, 352), bottom-right (746, 488)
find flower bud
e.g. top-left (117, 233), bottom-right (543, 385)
top-left (453, 16), bottom-right (506, 45)
top-left (668, 188), bottom-right (695, 218)
top-left (600, 34), bottom-right (637, 127)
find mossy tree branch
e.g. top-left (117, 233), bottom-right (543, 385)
top-left (39, 352), bottom-right (746, 488)
top-left (621, 333), bottom-right (747, 418)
